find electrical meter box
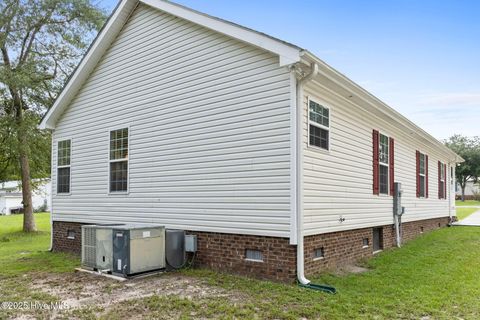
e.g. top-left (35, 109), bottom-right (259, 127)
top-left (112, 225), bottom-right (166, 276)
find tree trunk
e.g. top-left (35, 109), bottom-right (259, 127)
top-left (11, 88), bottom-right (36, 232)
top-left (19, 132), bottom-right (36, 232)
top-left (461, 185), bottom-right (466, 202)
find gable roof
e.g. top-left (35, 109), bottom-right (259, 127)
top-left (39, 0), bottom-right (303, 130)
top-left (39, 0), bottom-right (462, 163)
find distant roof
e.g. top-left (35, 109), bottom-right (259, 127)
top-left (0, 192), bottom-right (22, 197)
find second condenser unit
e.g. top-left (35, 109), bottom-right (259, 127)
top-left (112, 225), bottom-right (166, 276)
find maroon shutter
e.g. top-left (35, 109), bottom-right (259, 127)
top-left (416, 151), bottom-right (420, 197)
top-left (373, 130), bottom-right (379, 195)
top-left (389, 138), bottom-right (395, 195)
top-left (438, 161), bottom-right (442, 199)
top-left (425, 155), bottom-right (429, 198)
top-left (444, 163), bottom-right (447, 199)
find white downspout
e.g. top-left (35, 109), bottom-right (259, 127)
top-left (49, 133), bottom-right (54, 251)
top-left (296, 62), bottom-right (318, 285)
top-left (448, 160), bottom-right (454, 222)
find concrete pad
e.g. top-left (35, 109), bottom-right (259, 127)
top-left (453, 210), bottom-right (480, 226)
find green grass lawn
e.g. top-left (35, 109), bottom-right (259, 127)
top-left (2, 213), bottom-right (480, 319)
top-left (456, 207), bottom-right (479, 220)
top-left (456, 200), bottom-right (480, 206)
top-left (173, 227), bottom-right (480, 319)
top-left (0, 213), bottom-right (78, 276)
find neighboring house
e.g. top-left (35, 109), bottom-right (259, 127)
top-left (456, 180), bottom-right (479, 198)
top-left (39, 0), bottom-right (463, 282)
top-left (0, 190), bottom-right (22, 215)
top-left (0, 180), bottom-right (51, 215)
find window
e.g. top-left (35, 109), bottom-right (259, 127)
top-left (245, 249), bottom-right (263, 262)
top-left (373, 228), bottom-right (383, 252)
top-left (450, 167), bottom-right (453, 182)
top-left (439, 162), bottom-right (445, 199)
top-left (379, 134), bottom-right (389, 195)
top-left (313, 247), bottom-right (325, 259)
top-left (362, 238), bottom-right (369, 248)
top-left (67, 230), bottom-right (75, 240)
top-left (109, 128), bottom-right (128, 192)
top-left (308, 100), bottom-right (330, 150)
top-left (57, 140), bottom-right (71, 193)
top-left (419, 152), bottom-right (427, 198)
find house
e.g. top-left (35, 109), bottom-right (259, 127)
top-left (0, 180), bottom-right (51, 215)
top-left (39, 0), bottom-right (463, 282)
top-left (456, 179), bottom-right (479, 200)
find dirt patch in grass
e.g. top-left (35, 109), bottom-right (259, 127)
top-left (27, 271), bottom-right (245, 319)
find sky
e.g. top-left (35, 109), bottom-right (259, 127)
top-left (99, 0), bottom-right (480, 140)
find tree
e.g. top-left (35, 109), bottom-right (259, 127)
top-left (444, 135), bottom-right (480, 201)
top-left (0, 0), bottom-right (105, 231)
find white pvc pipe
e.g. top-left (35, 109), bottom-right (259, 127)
top-left (296, 62), bottom-right (318, 285)
top-left (394, 214), bottom-right (401, 248)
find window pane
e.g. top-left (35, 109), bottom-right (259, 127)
top-left (379, 134), bottom-right (389, 164)
top-left (419, 153), bottom-right (425, 174)
top-left (309, 124), bottom-right (329, 150)
top-left (379, 164), bottom-right (388, 194)
top-left (110, 161), bottom-right (128, 192)
top-left (57, 140), bottom-right (71, 166)
top-left (110, 128), bottom-right (128, 160)
top-left (57, 167), bottom-right (70, 193)
top-left (440, 181), bottom-right (445, 198)
top-left (309, 101), bottom-right (329, 127)
top-left (420, 175), bottom-right (425, 197)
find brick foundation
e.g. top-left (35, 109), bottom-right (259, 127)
top-left (52, 216), bottom-right (450, 282)
top-left (304, 216), bottom-right (450, 276)
top-left (52, 221), bottom-right (83, 254)
top-left (185, 231), bottom-right (296, 281)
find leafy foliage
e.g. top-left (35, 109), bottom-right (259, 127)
top-left (445, 134), bottom-right (480, 200)
top-left (0, 0), bottom-right (106, 230)
top-left (0, 0), bottom-right (106, 180)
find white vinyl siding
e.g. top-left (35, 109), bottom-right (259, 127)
top-left (51, 4), bottom-right (291, 237)
top-left (302, 81), bottom-right (453, 236)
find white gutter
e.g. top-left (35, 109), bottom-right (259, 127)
top-left (296, 62), bottom-right (318, 285)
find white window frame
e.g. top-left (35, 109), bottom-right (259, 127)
top-left (378, 133), bottom-right (390, 195)
top-left (440, 161), bottom-right (445, 199)
top-left (307, 97), bottom-right (331, 152)
top-left (56, 139), bottom-right (72, 195)
top-left (108, 127), bottom-right (130, 195)
top-left (419, 152), bottom-right (427, 198)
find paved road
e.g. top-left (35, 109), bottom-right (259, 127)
top-left (454, 209), bottom-right (480, 226)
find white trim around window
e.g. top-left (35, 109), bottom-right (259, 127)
top-left (108, 126), bottom-right (130, 195)
top-left (418, 151), bottom-right (427, 198)
top-left (378, 133), bottom-right (390, 195)
top-left (307, 97), bottom-right (331, 152)
top-left (56, 138), bottom-right (72, 195)
top-left (440, 161), bottom-right (446, 199)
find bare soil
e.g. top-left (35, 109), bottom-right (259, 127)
top-left (24, 271), bottom-right (241, 319)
